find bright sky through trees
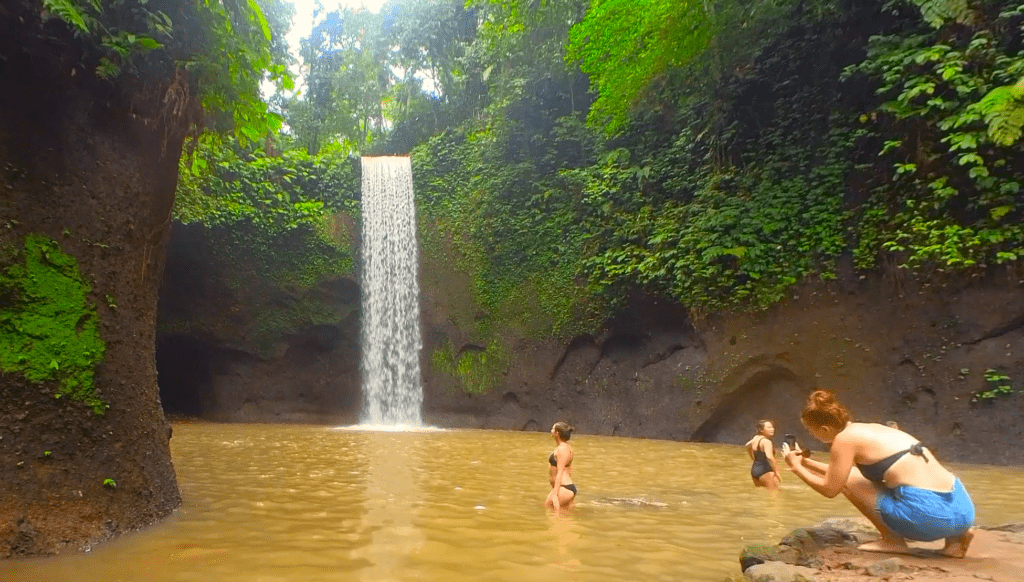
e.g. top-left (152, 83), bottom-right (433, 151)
top-left (285, 0), bottom-right (388, 56)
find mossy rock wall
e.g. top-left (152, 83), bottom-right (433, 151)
top-left (156, 219), bottom-right (362, 422)
top-left (0, 2), bottom-right (183, 557)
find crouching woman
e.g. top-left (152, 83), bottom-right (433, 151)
top-left (783, 390), bottom-right (975, 557)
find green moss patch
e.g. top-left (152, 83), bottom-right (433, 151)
top-left (431, 341), bottom-right (509, 395)
top-left (0, 235), bottom-right (106, 413)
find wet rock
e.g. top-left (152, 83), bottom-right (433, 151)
top-left (810, 517), bottom-right (878, 544)
top-left (864, 557), bottom-right (910, 576)
top-left (740, 544), bottom-right (802, 571)
top-left (743, 561), bottom-right (821, 582)
top-left (781, 526), bottom-right (857, 553)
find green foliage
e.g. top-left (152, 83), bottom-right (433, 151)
top-left (578, 125), bottom-right (853, 313)
top-left (567, 0), bottom-right (716, 133)
top-left (413, 119), bottom-right (609, 345)
top-left (846, 1), bottom-right (1024, 271)
top-left (975, 77), bottom-right (1024, 146)
top-left (431, 341), bottom-right (509, 395)
top-left (975, 367), bottom-right (1014, 400)
top-left (103, 478), bottom-right (116, 488)
top-left (0, 235), bottom-right (106, 414)
top-left (173, 134), bottom-right (360, 354)
top-left (42, 0), bottom-right (92, 33)
top-left (911, 0), bottom-right (974, 27)
top-left (39, 0), bottom-right (290, 147)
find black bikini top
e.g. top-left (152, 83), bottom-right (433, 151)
top-left (549, 449), bottom-right (572, 467)
top-left (856, 443), bottom-right (927, 483)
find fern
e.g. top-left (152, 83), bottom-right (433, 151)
top-left (975, 78), bottom-right (1024, 146)
top-left (42, 0), bottom-right (90, 33)
top-left (911, 0), bottom-right (973, 27)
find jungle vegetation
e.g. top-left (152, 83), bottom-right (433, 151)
top-left (49, 0), bottom-right (1024, 342)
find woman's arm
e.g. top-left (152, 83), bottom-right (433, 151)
top-left (764, 439), bottom-right (782, 480)
top-left (552, 448), bottom-right (567, 490)
top-left (784, 436), bottom-right (854, 498)
top-left (800, 456), bottom-right (829, 476)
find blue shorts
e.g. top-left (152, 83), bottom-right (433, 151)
top-left (875, 478), bottom-right (975, 542)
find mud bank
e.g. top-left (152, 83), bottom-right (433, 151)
top-left (731, 518), bottom-right (1024, 582)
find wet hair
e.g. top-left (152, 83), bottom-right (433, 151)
top-left (552, 422), bottom-right (575, 441)
top-left (801, 390), bottom-right (851, 431)
top-left (756, 419), bottom-right (772, 431)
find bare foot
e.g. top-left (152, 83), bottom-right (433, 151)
top-left (940, 528), bottom-right (974, 558)
top-left (858, 539), bottom-right (911, 555)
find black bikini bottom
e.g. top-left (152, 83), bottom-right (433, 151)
top-left (562, 484), bottom-right (577, 495)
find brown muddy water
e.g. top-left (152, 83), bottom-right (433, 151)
top-left (2, 422), bottom-right (1023, 582)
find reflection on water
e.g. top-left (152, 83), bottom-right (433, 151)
top-left (353, 431), bottom-right (422, 581)
top-left (2, 422), bottom-right (1023, 582)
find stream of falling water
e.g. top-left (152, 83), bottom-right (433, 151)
top-left (360, 156), bottom-right (423, 426)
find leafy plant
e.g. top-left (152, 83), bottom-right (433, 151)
top-left (103, 478), bottom-right (116, 489)
top-left (38, 0), bottom-right (292, 147)
top-left (845, 0), bottom-right (1024, 272)
top-left (975, 367), bottom-right (1014, 400)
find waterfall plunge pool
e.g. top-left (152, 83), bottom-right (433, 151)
top-left (3, 422), bottom-right (1023, 582)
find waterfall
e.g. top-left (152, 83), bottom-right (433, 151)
top-left (359, 156), bottom-right (423, 426)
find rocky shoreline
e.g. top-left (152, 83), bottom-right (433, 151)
top-left (730, 518), bottom-right (1024, 582)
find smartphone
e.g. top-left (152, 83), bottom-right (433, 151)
top-left (783, 434), bottom-right (798, 449)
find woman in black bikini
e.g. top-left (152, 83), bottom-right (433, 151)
top-left (783, 390), bottom-right (975, 557)
top-left (545, 422), bottom-right (576, 514)
top-left (745, 420), bottom-right (781, 490)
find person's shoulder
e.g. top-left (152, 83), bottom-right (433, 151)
top-left (841, 422), bottom-right (893, 445)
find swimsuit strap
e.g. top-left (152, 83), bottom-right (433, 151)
top-left (857, 442), bottom-right (927, 483)
top-left (551, 446), bottom-right (572, 467)
top-left (909, 442), bottom-right (928, 461)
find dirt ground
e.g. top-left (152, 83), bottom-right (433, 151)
top-left (808, 528), bottom-right (1024, 582)
top-left (739, 520), bottom-right (1024, 582)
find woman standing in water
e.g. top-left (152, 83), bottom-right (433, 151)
top-left (745, 420), bottom-right (781, 490)
top-left (783, 390), bottom-right (975, 557)
top-left (545, 422), bottom-right (576, 513)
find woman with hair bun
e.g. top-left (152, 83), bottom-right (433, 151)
top-left (745, 420), bottom-right (782, 490)
top-left (545, 422), bottom-right (576, 513)
top-left (783, 390), bottom-right (975, 557)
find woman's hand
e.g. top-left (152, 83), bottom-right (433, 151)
top-left (781, 442), bottom-right (802, 466)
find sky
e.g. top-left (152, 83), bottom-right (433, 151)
top-left (261, 0), bottom-right (387, 99)
top-left (263, 0), bottom-right (389, 98)
top-left (271, 0), bottom-right (440, 100)
top-left (285, 0), bottom-right (389, 56)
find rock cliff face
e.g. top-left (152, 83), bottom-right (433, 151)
top-left (1, 1), bottom-right (183, 556)
top-left (421, 271), bottom-right (1024, 466)
top-left (158, 218), bottom-right (1024, 466)
top-left (156, 223), bottom-right (362, 424)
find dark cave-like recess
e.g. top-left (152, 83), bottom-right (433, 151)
top-left (156, 335), bottom-right (213, 416)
